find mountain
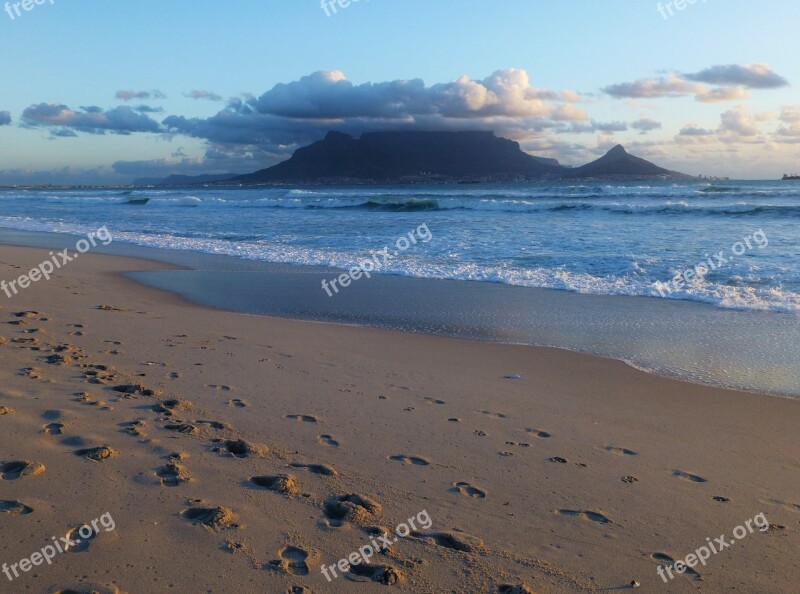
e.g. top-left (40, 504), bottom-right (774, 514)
top-left (230, 131), bottom-right (564, 183)
top-left (567, 145), bottom-right (689, 179)
top-left (133, 173), bottom-right (238, 186)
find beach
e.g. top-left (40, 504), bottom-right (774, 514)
top-left (1, 242), bottom-right (798, 594)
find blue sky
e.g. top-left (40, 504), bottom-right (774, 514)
top-left (1, 0), bottom-right (799, 182)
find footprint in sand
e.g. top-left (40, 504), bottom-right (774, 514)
top-left (251, 474), bottom-right (300, 496)
top-left (227, 399), bottom-right (248, 408)
top-left (20, 367), bottom-right (45, 380)
top-left (44, 422), bottom-right (65, 435)
top-left (152, 399), bottom-right (194, 416)
top-left (498, 584), bottom-right (536, 594)
top-left (74, 446), bottom-right (117, 462)
top-left (673, 470), bottom-right (707, 483)
top-left (0, 460), bottom-right (45, 480)
top-left (196, 419), bottom-right (230, 430)
top-left (290, 462), bottom-right (338, 477)
top-left (65, 525), bottom-right (98, 553)
top-left (182, 506), bottom-right (237, 530)
top-left (286, 414), bottom-right (319, 423)
top-left (122, 420), bottom-right (147, 438)
top-left (558, 509), bottom-right (612, 524)
top-left (206, 384), bottom-right (232, 391)
top-left (323, 494), bottom-right (382, 527)
top-left (156, 462), bottom-right (191, 487)
top-left (527, 429), bottom-right (552, 438)
top-left (605, 446), bottom-right (638, 456)
top-left (275, 546), bottom-right (311, 576)
top-left (451, 482), bottom-right (487, 498)
top-left (317, 434), bottom-right (339, 448)
top-left (389, 455), bottom-right (430, 466)
top-left (479, 410), bottom-right (508, 419)
top-left (409, 530), bottom-right (484, 553)
top-left (346, 563), bottom-right (403, 585)
top-left (0, 500), bottom-right (34, 515)
top-left (422, 397), bottom-right (446, 405)
top-left (164, 422), bottom-right (199, 435)
top-left (212, 439), bottom-right (266, 458)
top-left (652, 552), bottom-right (702, 579)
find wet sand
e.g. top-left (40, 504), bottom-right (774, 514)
top-left (1, 244), bottom-right (798, 593)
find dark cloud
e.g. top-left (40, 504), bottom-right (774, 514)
top-left (0, 111), bottom-right (10, 125)
top-left (134, 105), bottom-right (165, 114)
top-left (22, 103), bottom-right (162, 135)
top-left (683, 64), bottom-right (788, 89)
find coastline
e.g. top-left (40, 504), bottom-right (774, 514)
top-left (0, 242), bottom-right (798, 592)
top-left (2, 226), bottom-right (798, 398)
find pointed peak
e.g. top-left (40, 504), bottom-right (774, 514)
top-left (607, 144), bottom-right (628, 156)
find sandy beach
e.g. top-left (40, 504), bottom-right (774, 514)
top-left (0, 243), bottom-right (797, 593)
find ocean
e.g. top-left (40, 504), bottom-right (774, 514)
top-left (1, 180), bottom-right (798, 313)
top-left (1, 180), bottom-right (799, 396)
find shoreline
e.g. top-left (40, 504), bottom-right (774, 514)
top-left (2, 227), bottom-right (798, 398)
top-left (0, 242), bottom-right (798, 592)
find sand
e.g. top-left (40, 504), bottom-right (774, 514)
top-left (0, 244), bottom-right (798, 594)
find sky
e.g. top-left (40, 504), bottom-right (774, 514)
top-left (1, 0), bottom-right (799, 183)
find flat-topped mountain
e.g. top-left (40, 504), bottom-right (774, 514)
top-left (231, 131), bottom-right (564, 183)
top-left (566, 144), bottom-right (688, 179)
top-left (139, 132), bottom-right (692, 185)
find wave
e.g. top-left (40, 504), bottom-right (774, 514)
top-left (2, 216), bottom-right (798, 314)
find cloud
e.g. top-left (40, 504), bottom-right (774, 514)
top-left (695, 86), bottom-right (751, 103)
top-left (605, 64), bottom-right (787, 103)
top-left (22, 103), bottom-right (163, 135)
top-left (683, 64), bottom-right (789, 89)
top-left (162, 69), bottom-right (588, 159)
top-left (134, 105), bottom-right (165, 114)
top-left (185, 90), bottom-right (224, 102)
top-left (717, 106), bottom-right (762, 143)
top-left (679, 125), bottom-right (715, 136)
top-left (563, 120), bottom-right (628, 134)
top-left (0, 111), bottom-right (10, 125)
top-left (604, 74), bottom-right (704, 99)
top-left (776, 104), bottom-right (800, 137)
top-left (631, 118), bottom-right (662, 133)
top-left (115, 89), bottom-right (166, 101)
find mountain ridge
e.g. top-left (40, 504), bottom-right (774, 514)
top-left (137, 131), bottom-right (693, 185)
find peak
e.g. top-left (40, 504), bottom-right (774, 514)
top-left (608, 144), bottom-right (628, 155)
